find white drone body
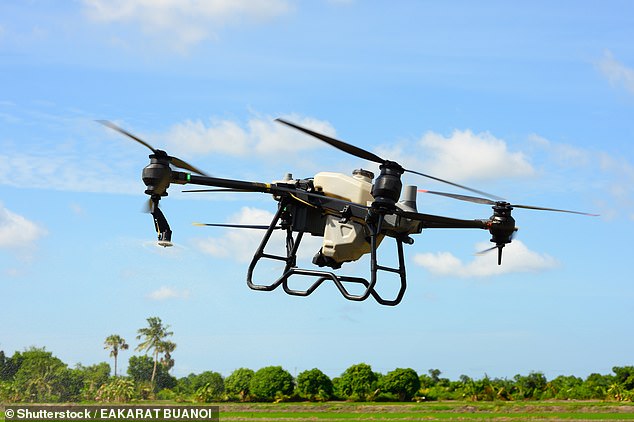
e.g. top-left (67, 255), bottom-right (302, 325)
top-left (312, 169), bottom-right (420, 266)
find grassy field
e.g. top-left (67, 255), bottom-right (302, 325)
top-left (2, 401), bottom-right (634, 421)
top-left (218, 401), bottom-right (634, 421)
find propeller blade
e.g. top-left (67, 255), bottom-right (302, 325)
top-left (276, 118), bottom-right (501, 199)
top-left (98, 120), bottom-right (208, 176)
top-left (275, 118), bottom-right (385, 164)
top-left (170, 156), bottom-right (207, 176)
top-left (143, 198), bottom-right (153, 213)
top-left (418, 189), bottom-right (496, 205)
top-left (476, 245), bottom-right (498, 255)
top-left (182, 188), bottom-right (251, 193)
top-left (419, 189), bottom-right (598, 216)
top-left (96, 120), bottom-right (157, 153)
top-left (193, 223), bottom-right (282, 230)
top-left (408, 172), bottom-right (502, 200)
top-left (475, 244), bottom-right (505, 264)
top-left (511, 204), bottom-right (599, 216)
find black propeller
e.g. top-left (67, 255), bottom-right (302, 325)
top-left (275, 118), bottom-right (501, 200)
top-left (476, 228), bottom-right (519, 265)
top-left (97, 120), bottom-right (208, 176)
top-left (418, 189), bottom-right (599, 216)
top-left (418, 189), bottom-right (598, 265)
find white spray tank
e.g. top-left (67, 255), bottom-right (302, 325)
top-left (313, 169), bottom-right (374, 205)
top-left (313, 169), bottom-right (382, 266)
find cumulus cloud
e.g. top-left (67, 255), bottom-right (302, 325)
top-left (0, 203), bottom-right (47, 250)
top-left (377, 129), bottom-right (534, 183)
top-left (597, 50), bottom-right (634, 95)
top-left (82, 0), bottom-right (292, 52)
top-left (413, 240), bottom-right (558, 277)
top-left (194, 206), bottom-right (322, 262)
top-left (147, 286), bottom-right (190, 300)
top-left (160, 115), bottom-right (336, 158)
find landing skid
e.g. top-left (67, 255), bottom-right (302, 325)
top-left (246, 201), bottom-right (408, 306)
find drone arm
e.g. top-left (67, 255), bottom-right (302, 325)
top-left (182, 173), bottom-right (272, 193)
top-left (396, 209), bottom-right (489, 230)
top-left (184, 173), bottom-right (371, 219)
top-left (421, 219), bottom-right (490, 230)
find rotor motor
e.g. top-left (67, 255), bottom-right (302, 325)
top-left (142, 152), bottom-right (172, 196)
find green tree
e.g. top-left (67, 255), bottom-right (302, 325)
top-left (75, 362), bottom-right (111, 400)
top-left (249, 366), bottom-right (294, 402)
top-left (612, 366), bottom-right (634, 390)
top-left (95, 378), bottom-right (138, 403)
top-left (338, 363), bottom-right (378, 401)
top-left (12, 347), bottom-right (81, 402)
top-left (103, 334), bottom-right (129, 377)
top-left (513, 372), bottom-right (548, 400)
top-left (127, 355), bottom-right (176, 392)
top-left (380, 368), bottom-right (420, 401)
top-left (135, 317), bottom-right (173, 388)
top-left (419, 373), bottom-right (434, 389)
top-left (0, 351), bottom-right (24, 381)
top-left (583, 372), bottom-right (614, 399)
top-left (296, 368), bottom-right (333, 401)
top-left (191, 372), bottom-right (225, 403)
top-left (429, 368), bottom-right (442, 384)
top-left (157, 340), bottom-right (176, 372)
top-left (225, 368), bottom-right (255, 401)
top-left (544, 375), bottom-right (583, 400)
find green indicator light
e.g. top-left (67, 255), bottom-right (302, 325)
top-left (187, 173), bottom-right (191, 182)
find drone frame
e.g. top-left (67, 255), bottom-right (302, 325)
top-left (98, 119), bottom-right (596, 307)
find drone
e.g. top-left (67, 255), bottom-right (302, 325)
top-left (98, 119), bottom-right (597, 306)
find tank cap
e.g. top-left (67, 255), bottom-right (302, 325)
top-left (352, 169), bottom-right (374, 181)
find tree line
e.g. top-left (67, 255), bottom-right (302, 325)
top-left (1, 317), bottom-right (633, 403)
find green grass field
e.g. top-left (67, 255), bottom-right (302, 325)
top-left (2, 401), bottom-right (634, 421)
top-left (219, 401), bottom-right (634, 421)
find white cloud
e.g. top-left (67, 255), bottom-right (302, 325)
top-left (377, 129), bottom-right (534, 183)
top-left (528, 134), bottom-right (591, 168)
top-left (0, 152), bottom-right (137, 194)
top-left (161, 115), bottom-right (336, 158)
top-left (148, 286), bottom-right (190, 300)
top-left (413, 240), bottom-right (558, 277)
top-left (194, 206), bottom-right (322, 262)
top-left (194, 207), bottom-right (281, 262)
top-left (597, 50), bottom-right (634, 95)
top-left (0, 203), bottom-right (47, 250)
top-left (529, 133), bottom-right (634, 219)
top-left (82, 0), bottom-right (292, 52)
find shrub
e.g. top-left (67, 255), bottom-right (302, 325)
top-left (249, 366), bottom-right (294, 402)
top-left (225, 368), bottom-right (255, 401)
top-left (338, 363), bottom-right (378, 401)
top-left (379, 368), bottom-right (420, 401)
top-left (296, 368), bottom-right (333, 401)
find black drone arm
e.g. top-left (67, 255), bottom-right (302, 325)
top-left (184, 173), bottom-right (370, 219)
top-left (395, 209), bottom-right (489, 230)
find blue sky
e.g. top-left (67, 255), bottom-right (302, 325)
top-left (1, 0), bottom-right (633, 381)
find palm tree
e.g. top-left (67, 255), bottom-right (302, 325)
top-left (158, 340), bottom-right (176, 372)
top-left (104, 334), bottom-right (129, 377)
top-left (135, 317), bottom-right (173, 387)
